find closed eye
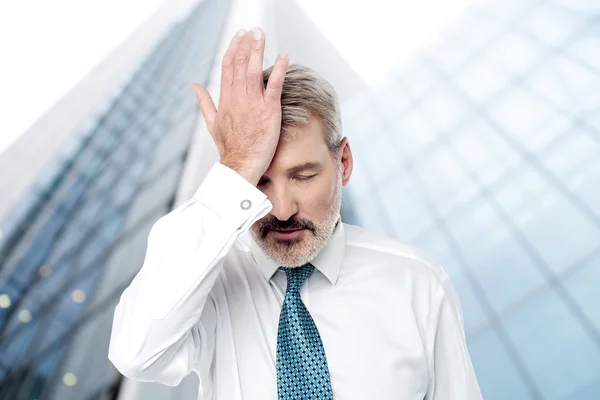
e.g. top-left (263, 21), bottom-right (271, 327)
top-left (293, 175), bottom-right (317, 182)
top-left (257, 174), bottom-right (317, 187)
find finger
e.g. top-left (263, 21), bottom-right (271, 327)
top-left (233, 30), bottom-right (254, 93)
top-left (264, 52), bottom-right (289, 105)
top-left (221, 29), bottom-right (246, 97)
top-left (191, 83), bottom-right (217, 133)
top-left (246, 27), bottom-right (265, 100)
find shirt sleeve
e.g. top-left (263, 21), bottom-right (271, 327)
top-left (425, 273), bottom-right (484, 400)
top-left (108, 161), bottom-right (272, 389)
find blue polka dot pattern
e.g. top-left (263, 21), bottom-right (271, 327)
top-left (276, 263), bottom-right (334, 399)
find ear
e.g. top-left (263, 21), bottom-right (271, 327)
top-left (337, 137), bottom-right (353, 186)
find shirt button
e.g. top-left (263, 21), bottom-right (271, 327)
top-left (240, 199), bottom-right (252, 210)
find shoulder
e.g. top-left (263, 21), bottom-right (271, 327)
top-left (342, 222), bottom-right (450, 285)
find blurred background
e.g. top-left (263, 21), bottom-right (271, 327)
top-left (0, 0), bottom-right (599, 398)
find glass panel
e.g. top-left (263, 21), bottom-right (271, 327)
top-left (563, 252), bottom-right (600, 333)
top-left (360, 131), bottom-right (403, 185)
top-left (470, 234), bottom-right (545, 313)
top-left (112, 179), bottom-right (137, 209)
top-left (472, 0), bottom-right (538, 23)
top-left (454, 57), bottom-right (511, 103)
top-left (20, 259), bottom-right (73, 319)
top-left (0, 190), bottom-right (41, 248)
top-left (419, 84), bottom-right (471, 129)
top-left (401, 222), bottom-right (489, 332)
top-left (399, 61), bottom-right (440, 98)
top-left (36, 158), bottom-right (68, 190)
top-left (527, 53), bottom-right (600, 114)
top-left (539, 130), bottom-right (600, 180)
top-left (344, 106), bottom-right (381, 142)
top-left (553, 0), bottom-right (600, 13)
top-left (411, 228), bottom-right (447, 266)
top-left (36, 317), bottom-right (70, 360)
top-left (519, 3), bottom-right (585, 46)
top-left (495, 165), bottom-right (600, 274)
top-left (422, 33), bottom-right (474, 72)
top-left (378, 170), bottom-right (434, 239)
top-left (413, 144), bottom-right (479, 215)
top-left (566, 24), bottom-right (600, 70)
top-left (0, 320), bottom-right (39, 378)
top-left (468, 327), bottom-right (535, 400)
top-left (444, 196), bottom-right (547, 313)
top-left (487, 87), bottom-right (571, 152)
top-left (567, 155), bottom-right (600, 216)
top-left (485, 31), bottom-right (543, 75)
top-left (452, 270), bottom-right (489, 333)
top-left (502, 286), bottom-right (600, 399)
top-left (445, 197), bottom-right (508, 256)
top-left (91, 166), bottom-right (120, 194)
top-left (390, 110), bottom-right (439, 157)
top-left (450, 117), bottom-right (522, 187)
top-left (345, 153), bottom-right (371, 196)
top-left (451, 12), bottom-right (505, 50)
top-left (371, 75), bottom-right (413, 120)
top-left (562, 375), bottom-right (600, 399)
top-left (354, 193), bottom-right (391, 237)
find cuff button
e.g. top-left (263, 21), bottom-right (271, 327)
top-left (240, 199), bottom-right (252, 210)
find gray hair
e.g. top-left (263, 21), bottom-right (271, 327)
top-left (262, 63), bottom-right (343, 164)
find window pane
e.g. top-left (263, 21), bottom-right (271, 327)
top-left (503, 286), bottom-right (600, 399)
top-left (487, 88), bottom-right (571, 152)
top-left (494, 165), bottom-right (600, 274)
top-left (413, 144), bottom-right (479, 215)
top-left (455, 57), bottom-right (511, 103)
top-left (378, 171), bottom-right (434, 239)
top-left (563, 252), bottom-right (600, 333)
top-left (468, 327), bottom-right (535, 400)
top-left (450, 117), bottom-right (522, 187)
top-left (485, 31), bottom-right (542, 75)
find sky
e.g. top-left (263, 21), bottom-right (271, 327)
top-left (0, 0), bottom-right (470, 157)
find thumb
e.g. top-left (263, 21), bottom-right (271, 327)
top-left (191, 83), bottom-right (216, 133)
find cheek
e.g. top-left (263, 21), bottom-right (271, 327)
top-left (299, 179), bottom-right (336, 214)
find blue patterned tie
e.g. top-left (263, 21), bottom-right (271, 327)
top-left (276, 263), bottom-right (334, 399)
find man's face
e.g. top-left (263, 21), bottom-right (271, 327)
top-left (250, 115), bottom-right (351, 268)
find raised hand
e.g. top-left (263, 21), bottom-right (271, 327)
top-left (191, 27), bottom-right (290, 186)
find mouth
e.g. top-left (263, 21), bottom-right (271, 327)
top-left (270, 228), bottom-right (305, 239)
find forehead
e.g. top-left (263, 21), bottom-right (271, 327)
top-left (269, 116), bottom-right (329, 169)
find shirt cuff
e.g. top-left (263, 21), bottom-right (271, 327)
top-left (192, 162), bottom-right (272, 231)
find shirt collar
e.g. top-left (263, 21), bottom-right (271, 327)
top-left (245, 214), bottom-right (345, 285)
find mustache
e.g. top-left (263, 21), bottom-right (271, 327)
top-left (263, 219), bottom-right (313, 232)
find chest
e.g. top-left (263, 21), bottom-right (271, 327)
top-left (213, 269), bottom-right (430, 399)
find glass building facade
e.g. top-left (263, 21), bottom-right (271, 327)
top-left (0, 0), bottom-right (230, 398)
top-left (0, 0), bottom-right (598, 398)
top-left (342, 0), bottom-right (600, 398)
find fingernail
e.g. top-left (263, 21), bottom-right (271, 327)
top-left (236, 28), bottom-right (246, 37)
top-left (251, 27), bottom-right (263, 40)
top-left (279, 52), bottom-right (288, 59)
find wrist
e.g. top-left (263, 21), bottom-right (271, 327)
top-left (220, 159), bottom-right (261, 186)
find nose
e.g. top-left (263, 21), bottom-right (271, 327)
top-left (268, 186), bottom-right (299, 222)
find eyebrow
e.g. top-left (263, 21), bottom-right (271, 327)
top-left (285, 161), bottom-right (323, 174)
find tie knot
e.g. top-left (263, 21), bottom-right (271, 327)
top-left (279, 263), bottom-right (314, 293)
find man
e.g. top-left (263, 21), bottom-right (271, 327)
top-left (108, 26), bottom-right (483, 400)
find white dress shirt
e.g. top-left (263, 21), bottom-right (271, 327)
top-left (108, 161), bottom-right (483, 400)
